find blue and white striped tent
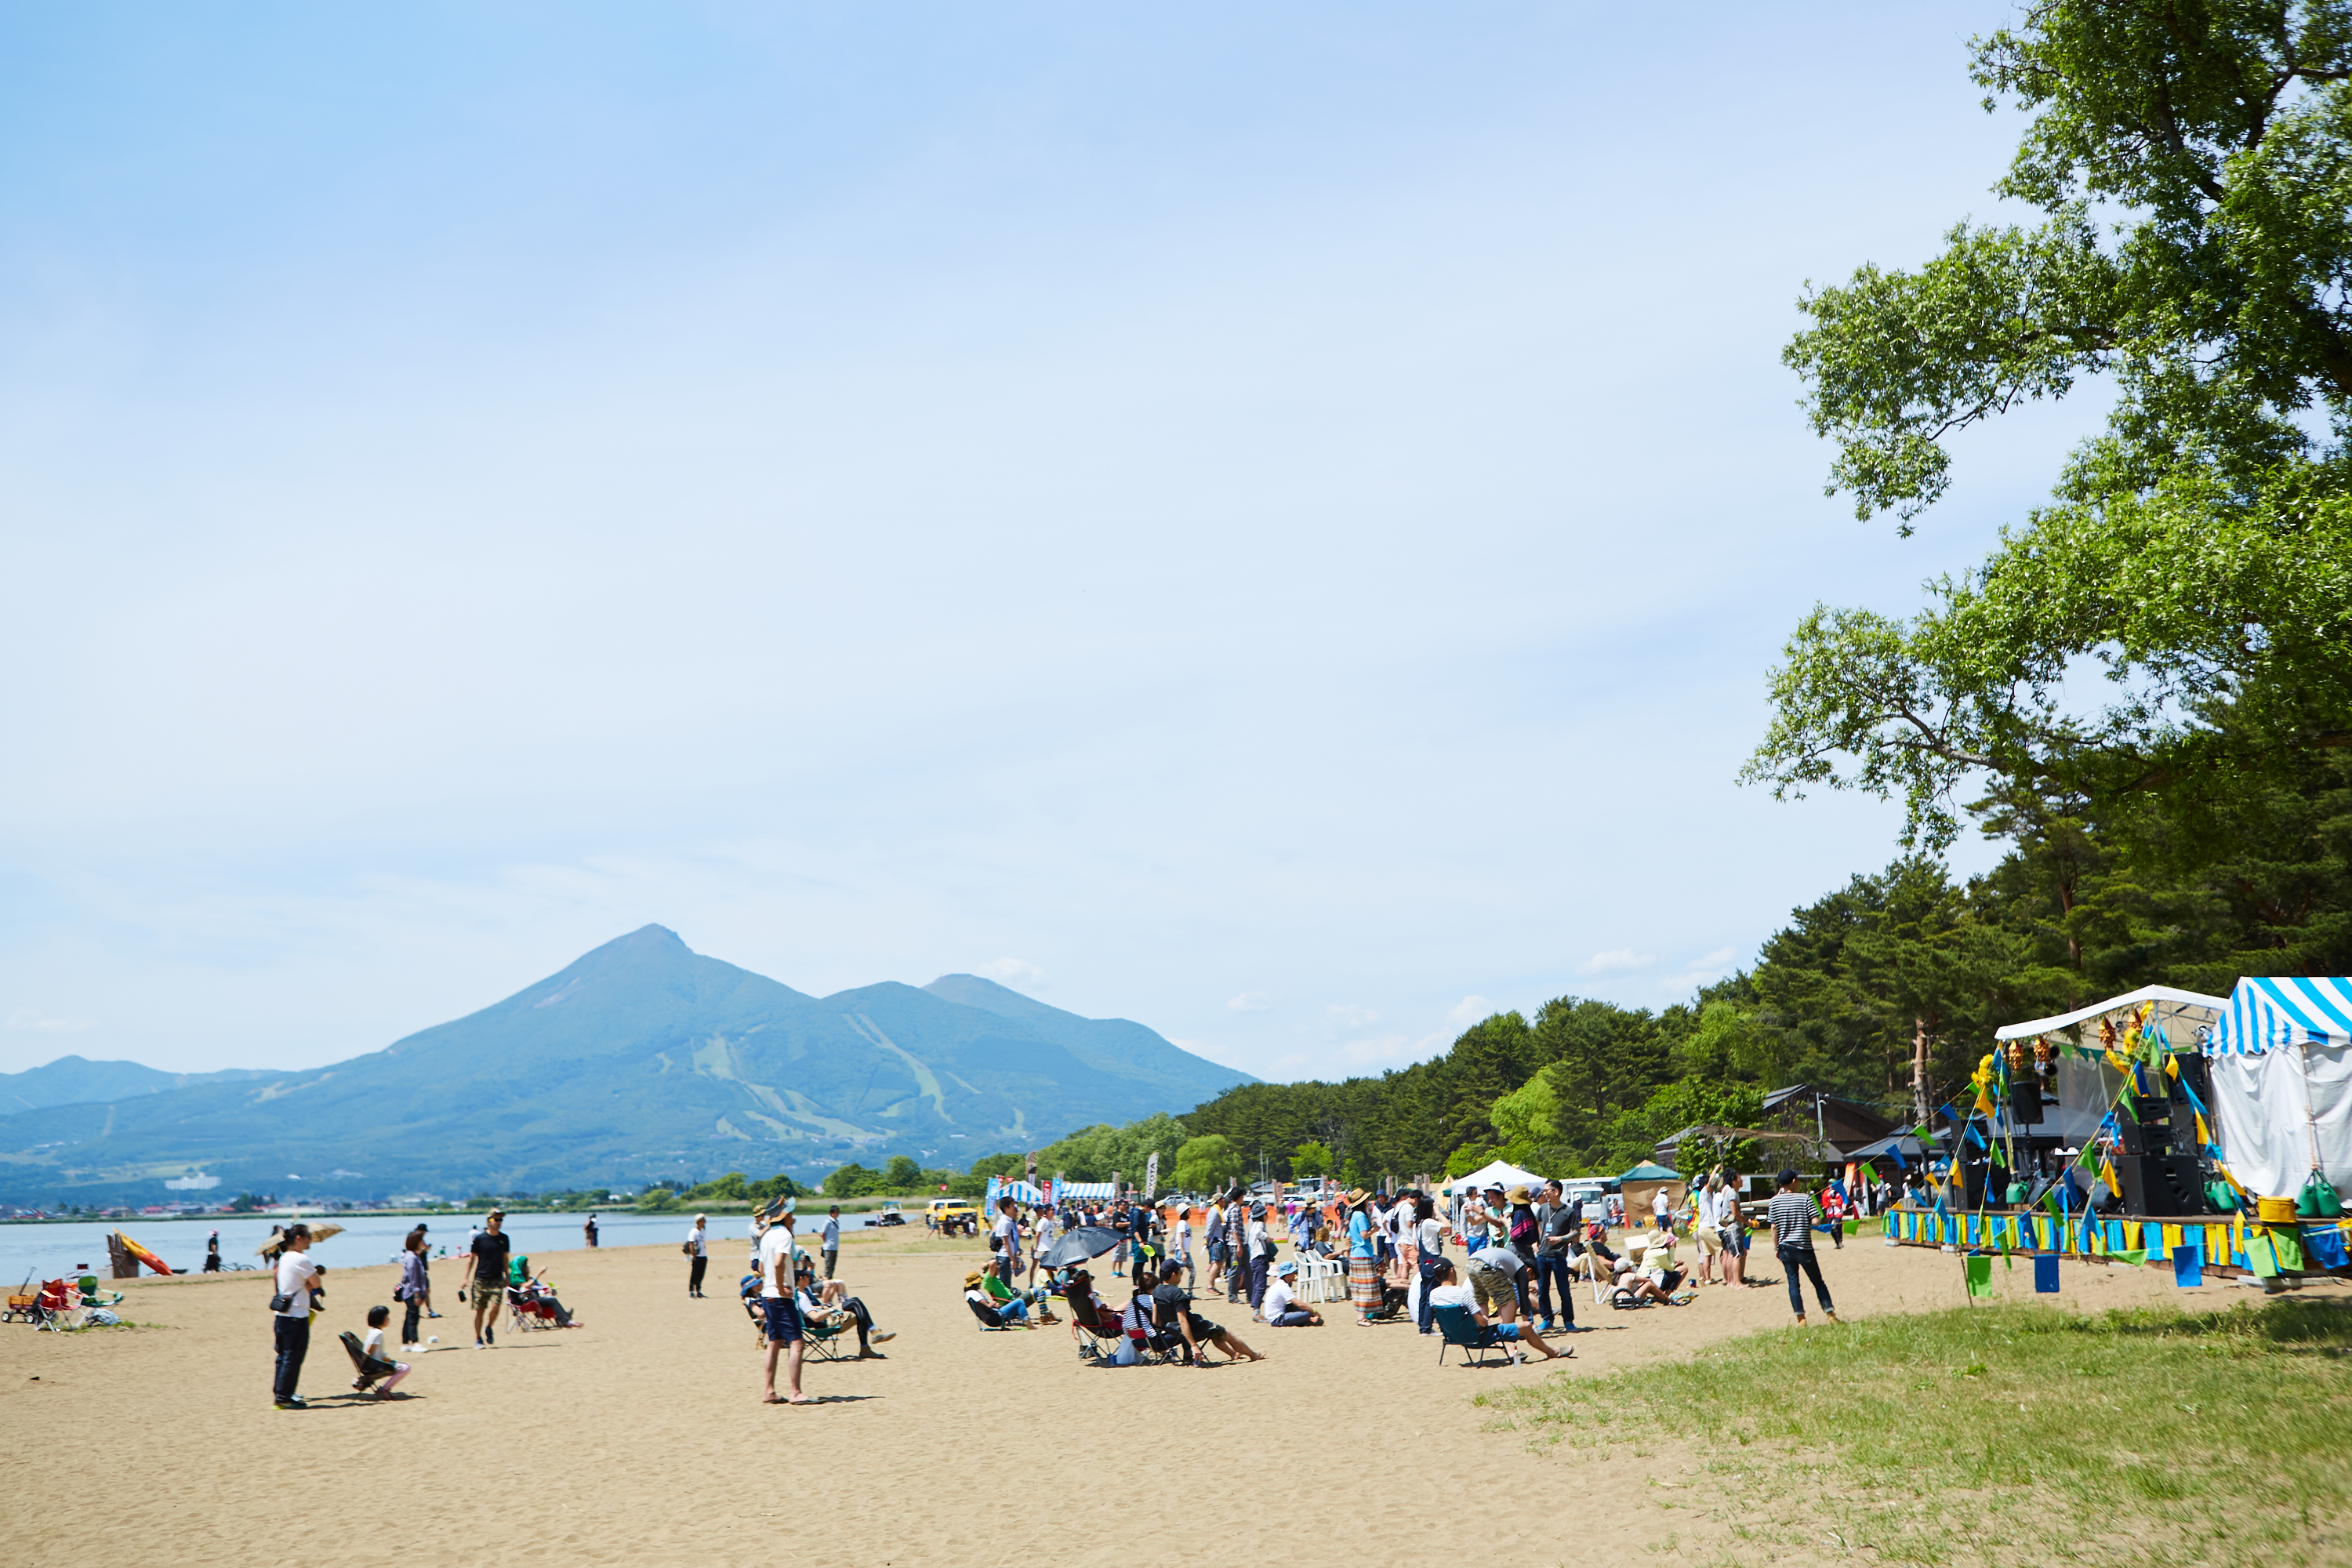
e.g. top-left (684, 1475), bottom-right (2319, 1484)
top-left (982, 1178), bottom-right (1048, 1207)
top-left (2208, 976), bottom-right (2352, 1056)
top-left (2201, 978), bottom-right (2352, 1200)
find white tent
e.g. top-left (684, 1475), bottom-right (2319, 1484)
top-left (2201, 978), bottom-right (2352, 1201)
top-left (1441, 1159), bottom-right (1546, 1196)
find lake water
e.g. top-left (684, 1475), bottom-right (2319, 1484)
top-left (0, 1211), bottom-right (769, 1289)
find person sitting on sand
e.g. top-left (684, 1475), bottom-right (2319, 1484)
top-left (1426, 1258), bottom-right (1565, 1363)
top-left (1261, 1259), bottom-right (1320, 1327)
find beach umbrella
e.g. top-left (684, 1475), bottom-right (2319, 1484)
top-left (1040, 1226), bottom-right (1121, 1269)
top-left (252, 1221), bottom-right (344, 1256)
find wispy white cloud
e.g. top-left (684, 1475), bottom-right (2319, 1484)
top-left (1340, 1033), bottom-right (1410, 1065)
top-left (8, 1009), bottom-right (93, 1033)
top-left (1326, 1002), bottom-right (1378, 1029)
top-left (1577, 948), bottom-right (1656, 975)
top-left (1227, 992), bottom-right (1277, 1013)
top-left (1445, 995), bottom-right (1492, 1028)
top-left (978, 957), bottom-right (1047, 989)
top-left (1660, 946), bottom-right (1744, 990)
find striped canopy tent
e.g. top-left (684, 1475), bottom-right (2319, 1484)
top-left (982, 1177), bottom-right (1048, 1207)
top-left (1050, 1181), bottom-right (1115, 1203)
top-left (2201, 978), bottom-right (2352, 1202)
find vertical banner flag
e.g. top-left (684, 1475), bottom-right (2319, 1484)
top-left (1145, 1152), bottom-right (1160, 1201)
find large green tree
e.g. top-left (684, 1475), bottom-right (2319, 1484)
top-left (1749, 1), bottom-right (2352, 851)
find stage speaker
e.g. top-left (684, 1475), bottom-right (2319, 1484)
top-left (1957, 1159), bottom-right (1989, 1210)
top-left (2009, 1078), bottom-right (2046, 1124)
top-left (2114, 1153), bottom-right (2215, 1216)
top-left (2169, 1053), bottom-right (2212, 1111)
top-left (2117, 1105), bottom-right (2178, 1156)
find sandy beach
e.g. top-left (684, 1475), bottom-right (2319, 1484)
top-left (4, 1229), bottom-right (2323, 1566)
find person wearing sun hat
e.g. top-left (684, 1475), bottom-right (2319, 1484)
top-left (1343, 1189), bottom-right (1383, 1324)
top-left (964, 1268), bottom-right (1029, 1326)
top-left (757, 1197), bottom-right (810, 1404)
top-left (1262, 1258), bottom-right (1320, 1327)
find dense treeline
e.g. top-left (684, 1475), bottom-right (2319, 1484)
top-left (1165, 758), bottom-right (2352, 1185)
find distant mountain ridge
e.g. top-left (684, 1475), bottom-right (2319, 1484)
top-left (0, 927), bottom-right (1253, 1207)
top-left (0, 1055), bottom-right (272, 1115)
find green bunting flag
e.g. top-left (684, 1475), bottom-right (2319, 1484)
top-left (1965, 1254), bottom-right (1994, 1298)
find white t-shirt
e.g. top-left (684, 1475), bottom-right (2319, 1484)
top-left (1652, 1188), bottom-right (1671, 1221)
top-left (1264, 1279), bottom-right (1297, 1318)
top-left (275, 1250), bottom-right (319, 1318)
top-left (757, 1227), bottom-right (796, 1299)
top-left (992, 1214), bottom-right (1021, 1263)
top-left (1417, 1216), bottom-right (1446, 1254)
top-left (685, 1225), bottom-right (706, 1258)
top-left (822, 1216), bottom-right (841, 1249)
top-left (362, 1325), bottom-right (387, 1357)
top-left (1428, 1281), bottom-right (1475, 1312)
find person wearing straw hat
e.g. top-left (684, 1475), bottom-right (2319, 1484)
top-left (757, 1198), bottom-right (811, 1403)
top-left (1343, 1189), bottom-right (1383, 1325)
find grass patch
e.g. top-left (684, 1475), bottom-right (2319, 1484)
top-left (1482, 1298), bottom-right (2352, 1566)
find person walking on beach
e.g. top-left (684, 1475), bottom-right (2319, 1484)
top-left (757, 1200), bottom-right (809, 1403)
top-left (270, 1223), bottom-right (321, 1410)
top-left (821, 1206), bottom-right (842, 1281)
top-left (466, 1210), bottom-right (511, 1348)
top-left (1769, 1168), bottom-right (1839, 1327)
top-left (397, 1230), bottom-right (430, 1349)
top-left (685, 1214), bottom-right (710, 1298)
top-left (583, 1211), bottom-right (600, 1248)
top-left (204, 1229), bottom-right (222, 1273)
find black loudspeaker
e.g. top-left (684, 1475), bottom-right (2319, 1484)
top-left (1957, 1159), bottom-right (1990, 1210)
top-left (2009, 1076), bottom-right (2046, 1124)
top-left (2113, 1153), bottom-right (2215, 1216)
top-left (2118, 1102), bottom-right (2176, 1156)
top-left (2170, 1054), bottom-right (2212, 1111)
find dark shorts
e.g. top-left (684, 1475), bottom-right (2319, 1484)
top-left (761, 1296), bottom-right (803, 1345)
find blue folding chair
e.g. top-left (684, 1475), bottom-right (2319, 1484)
top-left (1432, 1302), bottom-right (1509, 1367)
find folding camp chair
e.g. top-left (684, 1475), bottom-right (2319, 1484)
top-left (967, 1297), bottom-right (1022, 1331)
top-left (1432, 1302), bottom-right (1512, 1368)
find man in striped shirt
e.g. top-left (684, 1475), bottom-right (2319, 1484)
top-left (1767, 1169), bottom-right (1840, 1327)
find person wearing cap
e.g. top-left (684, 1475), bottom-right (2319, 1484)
top-left (1261, 1258), bottom-right (1320, 1327)
top-left (466, 1210), bottom-right (510, 1349)
top-left (1143, 1261), bottom-right (1264, 1363)
top-left (821, 1205), bottom-right (844, 1280)
top-left (685, 1214), bottom-right (710, 1298)
top-left (758, 1199), bottom-right (811, 1402)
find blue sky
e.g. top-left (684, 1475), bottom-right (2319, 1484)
top-left (0, 3), bottom-right (2102, 1082)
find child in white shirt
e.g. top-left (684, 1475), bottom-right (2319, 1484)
top-left (358, 1305), bottom-right (412, 1398)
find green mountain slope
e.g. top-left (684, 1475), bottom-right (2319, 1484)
top-left (0, 926), bottom-right (1253, 1207)
top-left (0, 1055), bottom-right (270, 1114)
